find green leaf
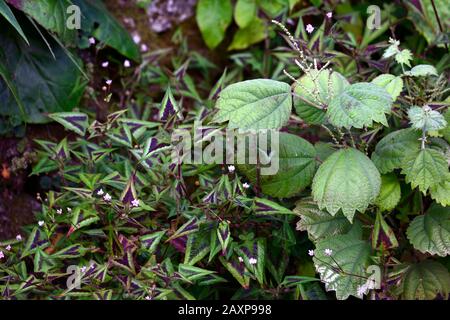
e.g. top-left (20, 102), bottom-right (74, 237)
top-left (313, 232), bottom-right (372, 300)
top-left (401, 260), bottom-right (450, 300)
top-left (48, 112), bottom-right (88, 136)
top-left (372, 211), bottom-right (398, 249)
top-left (219, 256), bottom-right (250, 289)
top-left (228, 17), bottom-right (266, 51)
top-left (0, 0), bottom-right (29, 44)
top-left (375, 174), bottom-right (401, 212)
top-left (371, 74), bottom-right (403, 101)
top-left (294, 198), bottom-right (352, 242)
top-left (327, 82), bottom-right (392, 129)
top-left (371, 128), bottom-right (421, 174)
top-left (238, 133), bottom-right (316, 198)
top-left (184, 232), bottom-right (210, 265)
top-left (408, 106), bottom-right (447, 132)
top-left (213, 79), bottom-right (292, 129)
top-left (395, 49), bottom-right (413, 67)
top-left (407, 204), bottom-right (450, 257)
top-left (405, 64), bottom-right (438, 77)
top-left (196, 0), bottom-right (232, 49)
top-left (8, 0), bottom-right (77, 45)
top-left (401, 148), bottom-right (448, 194)
top-left (253, 197), bottom-right (294, 215)
top-left (259, 0), bottom-right (288, 16)
top-left (430, 174), bottom-right (450, 206)
top-left (0, 18), bottom-right (85, 126)
top-left (234, 0), bottom-right (256, 28)
top-left (293, 70), bottom-right (349, 125)
top-left (72, 0), bottom-right (140, 61)
top-left (312, 148), bottom-right (381, 222)
top-left (440, 109), bottom-right (450, 144)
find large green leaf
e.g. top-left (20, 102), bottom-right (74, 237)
top-left (228, 17), bottom-right (266, 51)
top-left (294, 198), bottom-right (352, 242)
top-left (72, 0), bottom-right (140, 61)
top-left (234, 0), bottom-right (256, 28)
top-left (371, 74), bottom-right (403, 101)
top-left (0, 0), bottom-right (29, 44)
top-left (407, 204), bottom-right (450, 257)
top-left (401, 260), bottom-right (450, 300)
top-left (213, 79), bottom-right (292, 130)
top-left (312, 148), bottom-right (381, 222)
top-left (238, 133), bottom-right (316, 198)
top-left (7, 0), bottom-right (77, 45)
top-left (196, 0), bottom-right (232, 49)
top-left (313, 231), bottom-right (372, 300)
top-left (430, 174), bottom-right (450, 206)
top-left (371, 128), bottom-right (421, 174)
top-left (326, 82), bottom-right (392, 129)
top-left (293, 69), bottom-right (349, 125)
top-left (375, 173), bottom-right (401, 212)
top-left (0, 17), bottom-right (85, 129)
top-left (401, 148), bottom-right (448, 194)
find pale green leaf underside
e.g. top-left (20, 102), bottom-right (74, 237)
top-left (214, 79), bottom-right (292, 130)
top-left (371, 74), bottom-right (403, 101)
top-left (312, 148), bottom-right (381, 222)
top-left (401, 260), bottom-right (450, 300)
top-left (313, 232), bottom-right (372, 300)
top-left (407, 204), bottom-right (450, 257)
top-left (401, 148), bottom-right (448, 194)
top-left (371, 128), bottom-right (421, 174)
top-left (294, 198), bottom-right (352, 242)
top-left (375, 173), bottom-right (401, 212)
top-left (327, 82), bottom-right (392, 129)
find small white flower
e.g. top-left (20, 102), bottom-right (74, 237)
top-left (249, 257), bottom-right (257, 265)
top-left (97, 189), bottom-right (104, 196)
top-left (67, 207), bottom-right (72, 213)
top-left (90, 263), bottom-right (96, 269)
top-left (6, 245), bottom-right (11, 251)
top-left (140, 44), bottom-right (148, 52)
top-left (102, 86), bottom-right (107, 91)
top-left (306, 24), bottom-right (314, 34)
top-left (308, 249), bottom-right (314, 257)
top-left (132, 33), bottom-right (141, 44)
top-left (131, 199), bottom-right (140, 207)
top-left (16, 234), bottom-right (22, 241)
top-left (0, 251), bottom-right (4, 259)
top-left (324, 248), bottom-right (333, 256)
top-left (124, 60), bottom-right (131, 68)
top-left (326, 12), bottom-right (333, 18)
top-left (56, 208), bottom-right (63, 215)
top-left (227, 165), bottom-right (235, 173)
top-left (80, 266), bottom-right (87, 273)
top-left (242, 182), bottom-right (250, 189)
top-left (38, 221), bottom-right (45, 227)
top-left (101, 61), bottom-right (109, 68)
top-left (103, 193), bottom-right (112, 202)
top-left (145, 296), bottom-right (152, 300)
top-left (89, 37), bottom-right (96, 45)
top-left (238, 257), bottom-right (244, 263)
top-left (106, 79), bottom-right (112, 86)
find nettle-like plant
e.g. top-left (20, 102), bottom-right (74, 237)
top-left (211, 22), bottom-right (450, 299)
